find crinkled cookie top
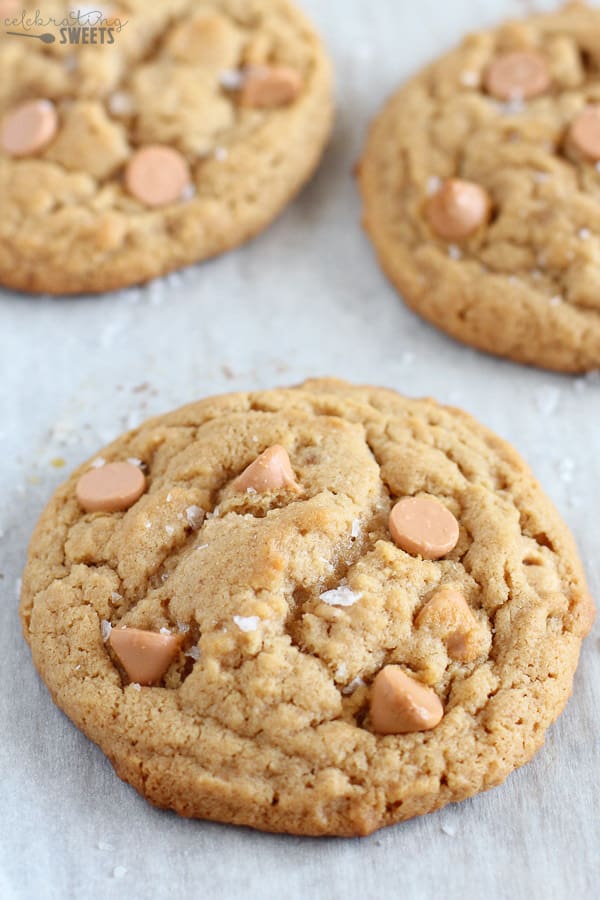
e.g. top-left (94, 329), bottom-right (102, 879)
top-left (360, 4), bottom-right (600, 371)
top-left (0, 0), bottom-right (332, 293)
top-left (21, 379), bottom-right (593, 835)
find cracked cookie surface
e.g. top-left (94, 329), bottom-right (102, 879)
top-left (0, 0), bottom-right (332, 294)
top-left (359, 3), bottom-right (600, 372)
top-left (20, 379), bottom-right (594, 835)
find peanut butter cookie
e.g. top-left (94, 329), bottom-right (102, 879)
top-left (20, 379), bottom-right (594, 835)
top-left (0, 0), bottom-right (332, 294)
top-left (359, 3), bottom-right (600, 372)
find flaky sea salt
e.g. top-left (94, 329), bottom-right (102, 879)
top-left (165, 524), bottom-right (175, 536)
top-left (579, 228), bottom-right (591, 240)
top-left (127, 457), bottom-right (144, 468)
top-left (97, 841), bottom-right (114, 852)
top-left (534, 386), bottom-right (561, 416)
top-left (131, 683), bottom-right (141, 692)
top-left (110, 592), bottom-right (122, 603)
top-left (90, 457), bottom-right (106, 468)
top-left (181, 183), bottom-right (196, 202)
top-left (342, 677), bottom-right (366, 696)
top-left (441, 821), bottom-right (457, 837)
top-left (351, 519), bottom-right (360, 539)
top-left (319, 585), bottom-right (362, 607)
top-left (185, 645), bottom-right (200, 661)
top-left (177, 621), bottom-right (190, 634)
top-left (233, 615), bottom-right (260, 632)
top-left (113, 865), bottom-right (128, 879)
top-left (426, 175), bottom-right (442, 196)
top-left (548, 295), bottom-right (563, 307)
top-left (100, 620), bottom-right (112, 642)
top-left (335, 662), bottom-right (348, 680)
top-left (159, 627), bottom-right (171, 635)
top-left (448, 244), bottom-right (462, 260)
top-left (246, 487), bottom-right (257, 495)
top-left (558, 457), bottom-right (575, 483)
top-left (219, 68), bottom-right (244, 89)
top-left (460, 69), bottom-right (479, 87)
top-left (186, 505), bottom-right (205, 529)
top-left (214, 146), bottom-right (229, 161)
top-left (108, 91), bottom-right (134, 116)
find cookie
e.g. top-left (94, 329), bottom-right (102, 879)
top-left (0, 0), bottom-right (332, 294)
top-left (359, 4), bottom-right (600, 372)
top-left (20, 379), bottom-right (594, 836)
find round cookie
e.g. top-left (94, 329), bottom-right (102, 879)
top-left (0, 0), bottom-right (332, 294)
top-left (20, 379), bottom-right (594, 836)
top-left (359, 4), bottom-right (600, 372)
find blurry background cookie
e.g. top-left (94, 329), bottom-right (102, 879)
top-left (0, 0), bottom-right (333, 294)
top-left (359, 4), bottom-right (600, 372)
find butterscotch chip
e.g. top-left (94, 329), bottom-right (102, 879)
top-left (76, 461), bottom-right (146, 512)
top-left (19, 381), bottom-right (594, 836)
top-left (230, 444), bottom-right (301, 493)
top-left (389, 496), bottom-right (459, 560)
top-left (109, 627), bottom-right (181, 685)
top-left (568, 107), bottom-right (600, 160)
top-left (370, 666), bottom-right (444, 734)
top-left (484, 50), bottom-right (550, 100)
top-left (124, 146), bottom-right (192, 208)
top-left (415, 588), bottom-right (481, 662)
top-left (0, 0), bottom-right (332, 294)
top-left (238, 65), bottom-right (304, 109)
top-left (426, 179), bottom-right (491, 241)
top-left (359, 4), bottom-right (600, 371)
top-left (0, 100), bottom-right (58, 157)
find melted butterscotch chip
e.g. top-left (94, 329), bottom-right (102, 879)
top-left (370, 666), bottom-right (444, 734)
top-left (426, 179), bottom-right (491, 241)
top-left (484, 50), bottom-right (550, 101)
top-left (109, 627), bottom-right (181, 685)
top-left (1, 100), bottom-right (58, 157)
top-left (389, 496), bottom-right (459, 560)
top-left (76, 461), bottom-right (146, 513)
top-left (230, 445), bottom-right (301, 493)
